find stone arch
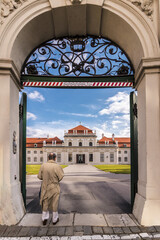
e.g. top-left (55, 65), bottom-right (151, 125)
top-left (0, 0), bottom-right (160, 226)
top-left (0, 0), bottom-right (159, 72)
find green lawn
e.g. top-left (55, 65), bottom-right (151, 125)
top-left (94, 165), bottom-right (131, 174)
top-left (26, 164), bottom-right (68, 175)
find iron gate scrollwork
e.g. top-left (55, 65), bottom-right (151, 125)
top-left (21, 36), bottom-right (134, 78)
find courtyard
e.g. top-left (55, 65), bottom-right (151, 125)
top-left (26, 164), bottom-right (130, 214)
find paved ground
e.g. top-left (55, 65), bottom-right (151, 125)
top-left (5, 164), bottom-right (157, 239)
top-left (26, 164), bottom-right (131, 214)
top-left (1, 221), bottom-right (160, 239)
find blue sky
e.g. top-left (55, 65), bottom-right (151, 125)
top-left (22, 87), bottom-right (133, 140)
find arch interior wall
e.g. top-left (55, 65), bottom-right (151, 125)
top-left (0, 0), bottom-right (160, 226)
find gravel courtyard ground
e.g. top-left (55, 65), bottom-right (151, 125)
top-left (26, 164), bottom-right (131, 214)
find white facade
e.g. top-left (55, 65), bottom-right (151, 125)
top-left (26, 126), bottom-right (130, 165)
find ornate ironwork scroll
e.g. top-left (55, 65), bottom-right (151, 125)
top-left (21, 36), bottom-right (134, 78)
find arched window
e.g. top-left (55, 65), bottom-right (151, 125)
top-left (79, 142), bottom-right (82, 147)
top-left (89, 142), bottom-right (93, 146)
top-left (69, 142), bottom-right (72, 146)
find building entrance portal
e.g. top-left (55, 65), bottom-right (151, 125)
top-left (0, 0), bottom-right (160, 226)
top-left (76, 154), bottom-right (85, 164)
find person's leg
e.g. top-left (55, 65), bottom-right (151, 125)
top-left (52, 193), bottom-right (60, 224)
top-left (42, 198), bottom-right (49, 224)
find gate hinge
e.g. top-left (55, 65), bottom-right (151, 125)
top-left (19, 104), bottom-right (23, 120)
top-left (133, 103), bottom-right (138, 118)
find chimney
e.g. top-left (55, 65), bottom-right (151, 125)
top-left (112, 133), bottom-right (115, 141)
top-left (47, 134), bottom-right (49, 139)
top-left (102, 133), bottom-right (104, 138)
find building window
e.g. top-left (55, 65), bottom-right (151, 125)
top-left (34, 143), bottom-right (37, 147)
top-left (27, 151), bottom-right (31, 154)
top-left (110, 153), bottom-right (114, 162)
top-left (27, 157), bottom-right (31, 162)
top-left (124, 151), bottom-right (128, 154)
top-left (118, 151), bottom-right (121, 154)
top-left (79, 142), bottom-right (82, 147)
top-left (100, 153), bottom-right (104, 162)
top-left (57, 153), bottom-right (61, 162)
top-left (40, 157), bottom-right (43, 163)
top-left (124, 157), bottom-right (128, 162)
top-left (118, 157), bottom-right (121, 162)
top-left (34, 157), bottom-right (37, 162)
top-left (40, 151), bottom-right (43, 154)
top-left (89, 154), bottom-right (93, 162)
top-left (34, 151), bottom-right (37, 154)
top-left (69, 142), bottom-right (72, 146)
top-left (89, 142), bottom-right (93, 146)
top-left (68, 153), bottom-right (72, 162)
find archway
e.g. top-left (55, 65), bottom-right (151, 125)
top-left (0, 0), bottom-right (160, 226)
top-left (20, 34), bottom-right (136, 213)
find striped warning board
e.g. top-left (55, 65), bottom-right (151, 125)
top-left (23, 81), bottom-right (133, 88)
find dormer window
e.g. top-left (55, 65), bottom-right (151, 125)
top-left (69, 142), bottom-right (72, 146)
top-left (79, 142), bottom-right (82, 147)
top-left (34, 143), bottom-right (37, 148)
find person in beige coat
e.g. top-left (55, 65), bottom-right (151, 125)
top-left (38, 153), bottom-right (64, 225)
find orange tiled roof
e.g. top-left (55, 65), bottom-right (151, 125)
top-left (68, 125), bottom-right (93, 133)
top-left (45, 137), bottom-right (63, 143)
top-left (26, 138), bottom-right (46, 143)
top-left (26, 137), bottom-right (63, 148)
top-left (98, 136), bottom-right (130, 148)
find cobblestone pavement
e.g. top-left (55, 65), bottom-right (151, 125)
top-left (1, 225), bottom-right (160, 239)
top-left (1, 213), bottom-right (160, 239)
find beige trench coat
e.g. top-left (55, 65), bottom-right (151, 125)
top-left (37, 160), bottom-right (64, 211)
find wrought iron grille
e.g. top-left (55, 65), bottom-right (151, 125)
top-left (21, 36), bottom-right (134, 78)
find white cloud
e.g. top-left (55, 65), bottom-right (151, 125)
top-left (112, 120), bottom-right (123, 129)
top-left (115, 114), bottom-right (130, 121)
top-left (28, 91), bottom-right (45, 102)
top-left (80, 104), bottom-right (100, 110)
top-left (88, 122), bottom-right (112, 139)
top-left (27, 112), bottom-right (37, 120)
top-left (99, 92), bottom-right (129, 115)
top-left (27, 120), bottom-right (79, 139)
top-left (118, 127), bottom-right (130, 137)
top-left (60, 112), bottom-right (97, 118)
top-left (27, 126), bottom-right (64, 139)
top-left (27, 115), bottom-right (130, 140)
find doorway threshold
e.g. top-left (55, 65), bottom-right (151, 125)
top-left (18, 213), bottom-right (139, 227)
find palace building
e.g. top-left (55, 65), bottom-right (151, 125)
top-left (26, 125), bottom-right (130, 165)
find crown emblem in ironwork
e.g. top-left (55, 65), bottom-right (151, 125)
top-left (70, 0), bottom-right (82, 4)
top-left (70, 38), bottom-right (85, 52)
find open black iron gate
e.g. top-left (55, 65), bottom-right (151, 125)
top-left (130, 91), bottom-right (138, 210)
top-left (19, 92), bottom-right (27, 206)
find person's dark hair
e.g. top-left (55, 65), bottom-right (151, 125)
top-left (48, 153), bottom-right (57, 160)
